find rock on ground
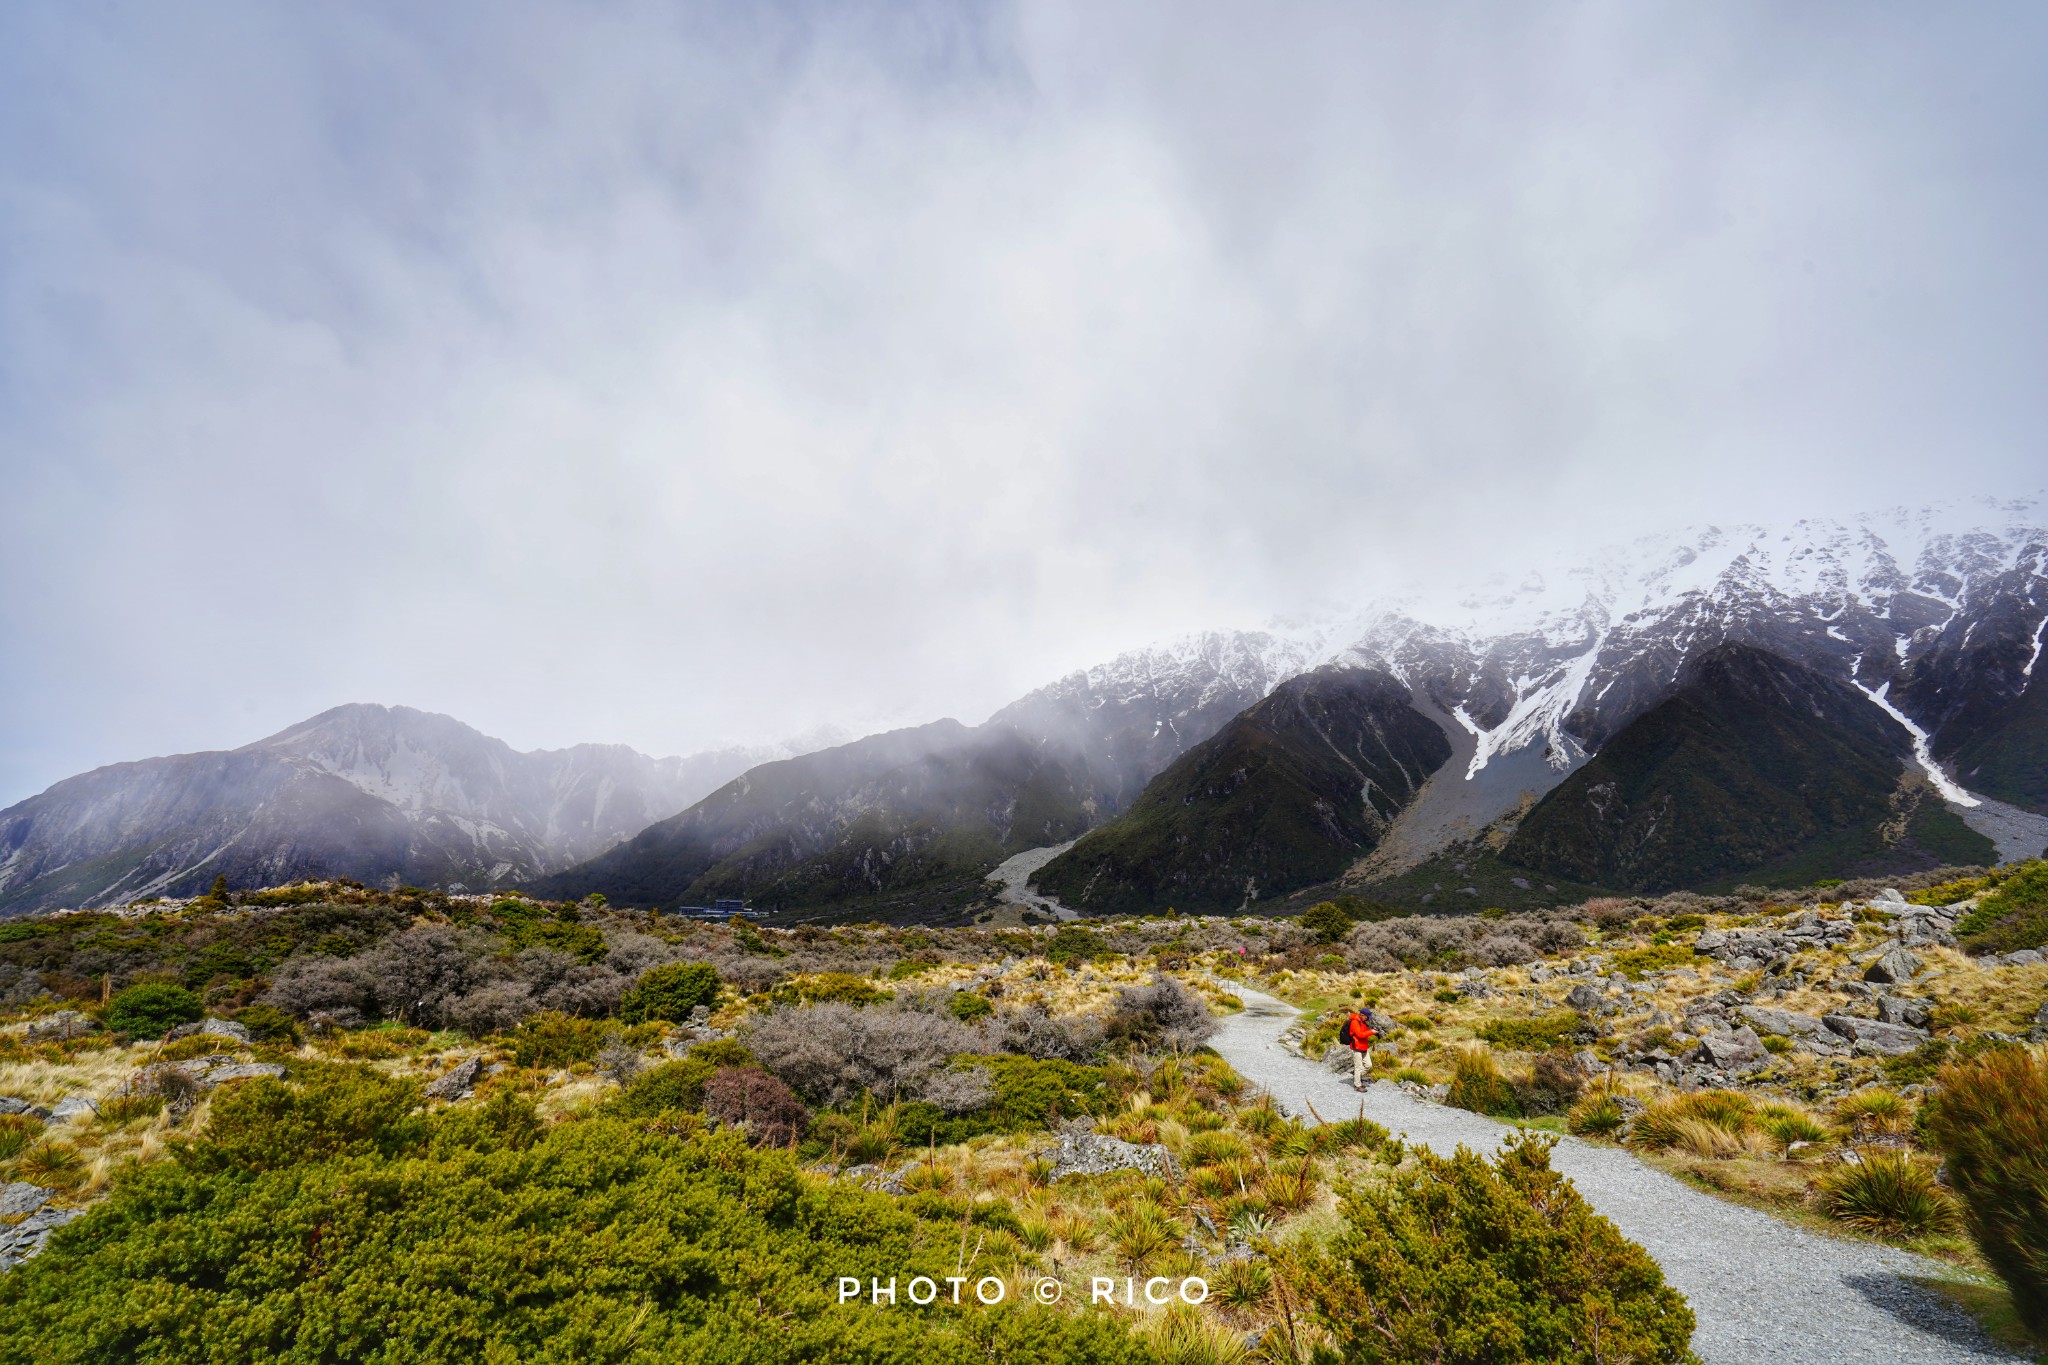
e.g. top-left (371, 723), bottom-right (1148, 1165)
top-left (1048, 1121), bottom-right (1177, 1181)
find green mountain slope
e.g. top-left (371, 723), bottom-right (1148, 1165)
top-left (1032, 666), bottom-right (1453, 915)
top-left (531, 721), bottom-right (1097, 913)
top-left (1501, 644), bottom-right (1993, 892)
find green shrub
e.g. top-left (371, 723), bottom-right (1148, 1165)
top-left (1833, 1088), bottom-right (1911, 1137)
top-left (767, 973), bottom-right (891, 1007)
top-left (510, 1011), bottom-right (610, 1069)
top-left (233, 1003), bottom-right (302, 1046)
top-left (886, 1056), bottom-right (1111, 1146)
top-left (1922, 1049), bottom-right (2048, 1333)
top-left (1045, 925), bottom-right (1105, 965)
top-left (947, 991), bottom-right (994, 1022)
top-left (1815, 1151), bottom-right (1960, 1239)
top-left (1511, 1051), bottom-right (1585, 1117)
top-left (184, 1063), bottom-right (426, 1174)
top-left (1475, 1012), bottom-right (1580, 1052)
top-left (619, 962), bottom-right (721, 1023)
top-left (608, 1039), bottom-right (758, 1118)
top-left (1955, 861), bottom-right (2048, 953)
top-left (0, 1074), bottom-right (1153, 1364)
top-left (1446, 1049), bottom-right (1521, 1119)
top-left (104, 982), bottom-right (203, 1037)
top-left (1299, 901), bottom-right (1355, 944)
top-left (1609, 942), bottom-right (1697, 979)
top-left (1278, 1132), bottom-right (1693, 1363)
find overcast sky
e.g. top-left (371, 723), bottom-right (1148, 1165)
top-left (3, 2), bottom-right (2045, 804)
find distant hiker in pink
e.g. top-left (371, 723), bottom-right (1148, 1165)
top-left (1342, 997), bottom-right (1376, 1090)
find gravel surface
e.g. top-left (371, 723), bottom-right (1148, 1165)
top-left (1208, 983), bottom-right (2024, 1365)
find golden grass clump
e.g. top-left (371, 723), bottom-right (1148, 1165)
top-left (1833, 1087), bottom-right (1912, 1137)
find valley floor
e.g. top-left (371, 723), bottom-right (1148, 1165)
top-left (1208, 984), bottom-right (2025, 1365)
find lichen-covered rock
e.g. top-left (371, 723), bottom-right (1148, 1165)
top-left (1822, 1014), bottom-right (1929, 1056)
top-left (425, 1056), bottom-right (486, 1100)
top-left (23, 1011), bottom-right (96, 1041)
top-left (0, 1098), bottom-right (49, 1121)
top-left (1863, 947), bottom-right (1923, 984)
top-left (48, 1097), bottom-right (98, 1124)
top-left (0, 1183), bottom-right (51, 1218)
top-left (0, 1206), bottom-right (84, 1272)
top-left (167, 1017), bottom-right (252, 1044)
top-left (1049, 1120), bottom-right (1177, 1181)
top-left (206, 1063), bottom-right (285, 1085)
top-left (1874, 996), bottom-right (1932, 1030)
top-left (1689, 1026), bottom-right (1766, 1070)
top-left (1737, 1005), bottom-right (1823, 1037)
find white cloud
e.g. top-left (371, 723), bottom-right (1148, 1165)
top-left (3, 0), bottom-right (2044, 801)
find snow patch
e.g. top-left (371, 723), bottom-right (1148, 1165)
top-left (1846, 655), bottom-right (1980, 807)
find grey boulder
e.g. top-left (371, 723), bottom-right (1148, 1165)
top-left (1049, 1121), bottom-right (1178, 1181)
top-left (425, 1056), bottom-right (487, 1101)
top-left (1738, 1005), bottom-right (1823, 1037)
top-left (0, 1183), bottom-right (51, 1218)
top-left (1864, 947), bottom-right (1924, 984)
top-left (23, 1011), bottom-right (97, 1041)
top-left (1875, 996), bottom-right (1933, 1029)
top-left (1565, 982), bottom-right (1607, 1012)
top-left (1690, 1026), bottom-right (1766, 1069)
top-left (47, 1097), bottom-right (98, 1123)
top-left (167, 1017), bottom-right (252, 1044)
top-left (1822, 1014), bottom-right (1930, 1056)
top-left (0, 1206), bottom-right (84, 1272)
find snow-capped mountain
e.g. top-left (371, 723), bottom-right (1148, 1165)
top-left (988, 629), bottom-right (1327, 810)
top-left (1243, 499), bottom-right (2047, 856)
top-left (0, 705), bottom-right (835, 914)
top-left (1006, 499), bottom-right (2047, 876)
top-left (9, 499), bottom-right (2043, 918)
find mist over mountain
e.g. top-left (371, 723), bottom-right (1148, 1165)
top-left (529, 720), bottom-right (1103, 916)
top-left (1026, 503), bottom-right (2047, 913)
top-left (1031, 666), bottom-right (1453, 914)
top-left (8, 502), bottom-right (2046, 920)
top-left (0, 706), bottom-right (828, 915)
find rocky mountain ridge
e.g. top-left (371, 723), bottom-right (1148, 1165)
top-left (0, 706), bottom-right (826, 914)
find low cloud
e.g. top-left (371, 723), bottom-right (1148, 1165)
top-left (3, 1), bottom-right (2044, 801)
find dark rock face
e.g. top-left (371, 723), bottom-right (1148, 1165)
top-left (1029, 667), bottom-right (1453, 915)
top-left (0, 704), bottom-right (748, 914)
top-left (1892, 540), bottom-right (2048, 813)
top-left (535, 721), bottom-right (1102, 913)
top-left (1501, 645), bottom-right (1992, 893)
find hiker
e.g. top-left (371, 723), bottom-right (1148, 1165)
top-left (1342, 998), bottom-right (1376, 1090)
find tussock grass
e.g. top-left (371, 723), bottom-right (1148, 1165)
top-left (1816, 1151), bottom-right (1960, 1238)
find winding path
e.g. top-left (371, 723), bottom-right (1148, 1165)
top-left (1208, 984), bottom-right (2023, 1365)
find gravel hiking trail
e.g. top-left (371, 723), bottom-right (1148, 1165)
top-left (1208, 983), bottom-right (2025, 1364)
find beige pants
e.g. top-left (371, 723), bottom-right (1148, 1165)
top-left (1353, 1047), bottom-right (1371, 1085)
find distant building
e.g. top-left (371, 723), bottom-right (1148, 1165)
top-left (672, 899), bottom-right (749, 920)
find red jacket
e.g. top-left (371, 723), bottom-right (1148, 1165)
top-left (1344, 1012), bottom-right (1375, 1050)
